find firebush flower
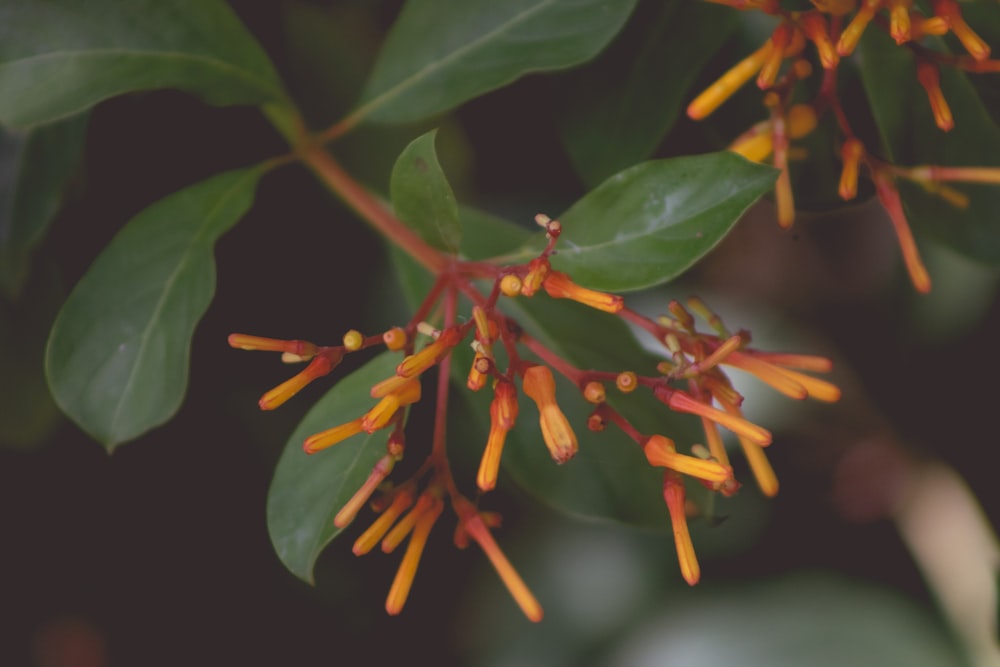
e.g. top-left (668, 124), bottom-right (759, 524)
top-left (232, 215), bottom-right (839, 618)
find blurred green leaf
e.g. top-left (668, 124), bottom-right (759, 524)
top-left (517, 153), bottom-right (777, 292)
top-left (353, 0), bottom-right (638, 126)
top-left (266, 352), bottom-right (401, 585)
top-left (858, 30), bottom-right (1000, 264)
top-left (0, 265), bottom-right (64, 449)
top-left (390, 129), bottom-right (462, 253)
top-left (45, 166), bottom-right (264, 450)
top-left (0, 0), bottom-right (290, 129)
top-left (0, 113), bottom-right (89, 298)
top-left (557, 0), bottom-right (736, 186)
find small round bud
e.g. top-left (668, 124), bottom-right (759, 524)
top-left (500, 274), bottom-right (522, 297)
top-left (582, 381), bottom-right (606, 404)
top-left (615, 371), bottom-right (638, 393)
top-left (587, 412), bottom-right (606, 432)
top-left (343, 329), bottom-right (364, 351)
top-left (382, 327), bottom-right (407, 351)
top-left (387, 432), bottom-right (405, 459)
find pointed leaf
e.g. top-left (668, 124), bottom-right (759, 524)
top-left (0, 0), bottom-right (289, 129)
top-left (266, 352), bottom-right (402, 584)
top-left (352, 0), bottom-right (638, 126)
top-left (0, 113), bottom-right (89, 298)
top-left (390, 129), bottom-right (461, 253)
top-left (520, 153), bottom-right (777, 292)
top-left (858, 30), bottom-right (1000, 264)
top-left (557, 0), bottom-right (736, 186)
top-left (45, 166), bottom-right (265, 450)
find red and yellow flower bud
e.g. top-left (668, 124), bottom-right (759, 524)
top-left (522, 365), bottom-right (578, 464)
top-left (615, 371), bottom-right (638, 393)
top-left (382, 327), bottom-right (407, 351)
top-left (644, 435), bottom-right (732, 484)
top-left (395, 327), bottom-right (462, 378)
top-left (353, 488), bottom-right (415, 556)
top-left (520, 257), bottom-right (551, 297)
top-left (334, 455), bottom-right (395, 528)
top-left (342, 329), bottom-right (364, 352)
top-left (227, 333), bottom-right (319, 358)
top-left (478, 381), bottom-right (519, 492)
top-left (542, 271), bottom-right (624, 313)
top-left (361, 379), bottom-right (421, 433)
top-left (303, 417), bottom-right (365, 454)
top-left (934, 0), bottom-right (990, 60)
top-left (658, 387), bottom-right (772, 446)
top-left (385, 494), bottom-right (444, 616)
top-left (872, 168), bottom-right (932, 293)
top-left (499, 274), bottom-right (523, 297)
top-left (800, 12), bottom-right (839, 68)
top-left (839, 138), bottom-right (865, 200)
top-left (758, 23), bottom-right (792, 89)
top-left (663, 470), bottom-right (700, 586)
top-left (916, 61), bottom-right (954, 132)
top-left (837, 0), bottom-right (880, 56)
top-left (259, 353), bottom-right (340, 410)
top-left (583, 381), bottom-right (606, 404)
top-left (688, 40), bottom-right (773, 119)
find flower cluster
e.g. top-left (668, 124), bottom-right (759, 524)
top-left (231, 215), bottom-right (839, 619)
top-left (693, 0), bottom-right (1000, 293)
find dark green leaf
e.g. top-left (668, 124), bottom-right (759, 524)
top-left (524, 153), bottom-right (777, 292)
top-left (45, 166), bottom-right (264, 450)
top-left (858, 29), bottom-right (1000, 264)
top-left (390, 129), bottom-right (461, 253)
top-left (266, 352), bottom-right (402, 585)
top-left (352, 0), bottom-right (638, 126)
top-left (0, 113), bottom-right (89, 298)
top-left (458, 205), bottom-right (535, 261)
top-left (557, 0), bottom-right (736, 186)
top-left (0, 0), bottom-right (289, 129)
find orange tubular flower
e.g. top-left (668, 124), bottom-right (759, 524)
top-left (687, 40), bottom-right (774, 119)
top-left (663, 470), bottom-right (700, 586)
top-left (455, 498), bottom-right (543, 622)
top-left (800, 12), bottom-right (839, 69)
top-left (360, 379), bottom-right (421, 433)
top-left (385, 495), bottom-right (444, 616)
top-left (837, 0), bottom-right (880, 56)
top-left (658, 387), bottom-right (772, 446)
top-left (872, 168), bottom-right (932, 293)
top-left (258, 352), bottom-right (341, 410)
top-left (478, 380), bottom-right (520, 492)
top-left (353, 489), bottom-right (416, 555)
top-left (717, 398), bottom-right (779, 496)
top-left (303, 417), bottom-right (364, 454)
top-left (839, 138), bottom-right (865, 200)
top-left (887, 0), bottom-right (913, 44)
top-left (758, 23), bottom-right (792, 89)
top-left (934, 0), bottom-right (990, 61)
top-left (726, 351), bottom-right (841, 402)
top-left (542, 271), bottom-right (624, 313)
top-left (520, 257), bottom-right (551, 297)
top-left (334, 455), bottom-right (396, 528)
top-left (916, 61), bottom-right (954, 132)
top-left (227, 333), bottom-right (318, 358)
top-left (395, 327), bottom-right (462, 379)
top-left (643, 435), bottom-right (732, 484)
top-left (522, 365), bottom-right (578, 464)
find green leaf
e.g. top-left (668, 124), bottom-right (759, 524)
top-left (45, 166), bottom-right (265, 450)
top-left (858, 30), bottom-right (1000, 264)
top-left (0, 113), bottom-right (89, 298)
top-left (0, 0), bottom-right (289, 129)
top-left (352, 0), bottom-right (639, 126)
top-left (526, 153), bottom-right (777, 292)
top-left (266, 352), bottom-right (402, 585)
top-left (557, 0), bottom-right (736, 186)
top-left (390, 129), bottom-right (462, 253)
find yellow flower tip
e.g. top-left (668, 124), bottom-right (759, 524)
top-left (478, 382), bottom-right (518, 492)
top-left (499, 274), bottom-right (522, 297)
top-left (459, 504), bottom-right (544, 622)
top-left (663, 472), bottom-right (700, 586)
top-left (950, 16), bottom-right (991, 61)
top-left (615, 371), bottom-right (639, 393)
top-left (687, 40), bottom-right (773, 120)
top-left (800, 12), bottom-right (839, 69)
top-left (353, 491), bottom-right (415, 556)
top-left (258, 354), bottom-right (335, 410)
top-left (361, 379), bottom-right (421, 433)
top-left (384, 497), bottom-right (443, 616)
top-left (839, 137), bottom-right (865, 200)
top-left (334, 455), bottom-right (395, 528)
top-left (887, 0), bottom-right (912, 44)
top-left (395, 328), bottom-right (461, 378)
top-left (726, 352), bottom-right (808, 400)
top-left (740, 438), bottom-right (780, 497)
top-left (542, 271), bottom-right (624, 313)
top-left (227, 333), bottom-right (321, 358)
top-left (342, 329), bottom-right (364, 352)
top-left (916, 61), bottom-right (954, 132)
top-left (665, 389), bottom-right (772, 446)
top-left (521, 366), bottom-right (578, 463)
top-left (303, 417), bottom-right (364, 454)
top-left (382, 493), bottom-right (435, 554)
top-left (757, 25), bottom-right (790, 89)
top-left (583, 381), bottom-right (606, 404)
top-left (644, 435), bottom-right (732, 483)
top-left (520, 257), bottom-right (551, 297)
top-left (775, 169), bottom-right (795, 229)
top-left (382, 326), bottom-right (407, 351)
top-left (914, 16), bottom-right (948, 38)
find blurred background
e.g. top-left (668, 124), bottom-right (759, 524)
top-left (2, 1), bottom-right (998, 665)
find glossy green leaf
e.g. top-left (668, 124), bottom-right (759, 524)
top-left (390, 129), bottom-right (462, 253)
top-left (858, 30), bottom-right (1000, 264)
top-left (0, 0), bottom-right (289, 129)
top-left (521, 153), bottom-right (777, 292)
top-left (557, 0), bottom-right (736, 186)
top-left (266, 352), bottom-right (402, 585)
top-left (352, 0), bottom-right (638, 126)
top-left (391, 212), bottom-right (699, 528)
top-left (0, 113), bottom-right (89, 298)
top-left (45, 166), bottom-right (264, 450)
